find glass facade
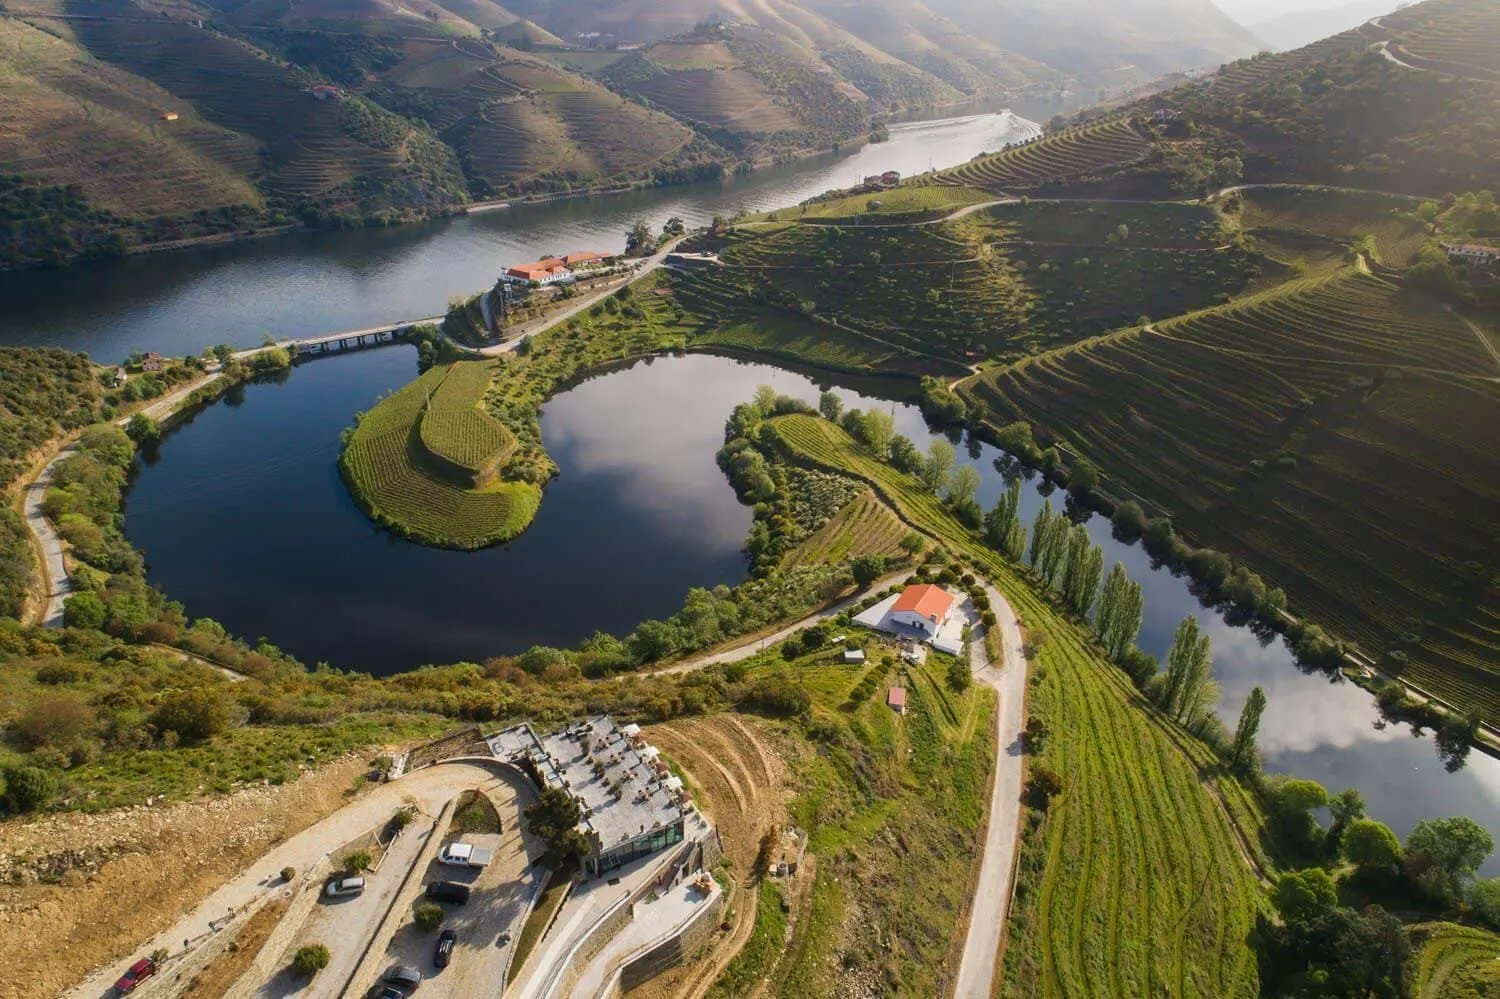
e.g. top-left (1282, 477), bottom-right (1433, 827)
top-left (592, 820), bottom-right (685, 877)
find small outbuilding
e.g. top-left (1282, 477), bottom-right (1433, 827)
top-left (842, 648), bottom-right (866, 664)
top-left (887, 687), bottom-right (907, 715)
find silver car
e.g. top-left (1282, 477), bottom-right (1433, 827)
top-left (324, 876), bottom-right (366, 898)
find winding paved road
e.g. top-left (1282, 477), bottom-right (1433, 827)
top-left (953, 582), bottom-right (1029, 999)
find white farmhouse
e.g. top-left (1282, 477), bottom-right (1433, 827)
top-left (889, 584), bottom-right (956, 638)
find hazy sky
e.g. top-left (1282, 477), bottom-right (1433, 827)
top-left (1211, 0), bottom-right (1394, 23)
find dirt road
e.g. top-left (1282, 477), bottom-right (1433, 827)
top-left (952, 582), bottom-right (1029, 999)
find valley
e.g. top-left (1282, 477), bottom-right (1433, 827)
top-left (2, 1), bottom-right (1500, 996)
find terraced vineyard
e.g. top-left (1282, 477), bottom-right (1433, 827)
top-left (786, 490), bottom-right (905, 567)
top-left (417, 361), bottom-right (514, 485)
top-left (1382, 0), bottom-right (1500, 80)
top-left (1234, 186), bottom-right (1428, 266)
top-left (968, 200), bottom-right (1261, 347)
top-left (1207, 30), bottom-right (1371, 95)
top-left (339, 365), bottom-right (541, 549)
top-left (959, 269), bottom-right (1500, 722)
top-left (627, 68), bottom-right (801, 134)
top-left (765, 413), bottom-right (1267, 996)
top-left (703, 218), bottom-right (1029, 365)
top-left (67, 16), bottom-right (410, 198)
top-left (1409, 922), bottom-right (1500, 998)
top-left (920, 119), bottom-right (1151, 194)
top-left (756, 185), bottom-right (993, 225)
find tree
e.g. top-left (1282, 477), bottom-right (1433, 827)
top-left (1228, 686), bottom-right (1266, 772)
top-left (125, 412), bottom-right (160, 443)
top-left (628, 619), bottom-right (678, 663)
top-left (946, 465), bottom-right (981, 506)
top-left (63, 591), bottom-right (107, 630)
top-left (898, 532), bottom-right (925, 557)
top-left (1406, 816), bottom-right (1494, 899)
top-left (1342, 819), bottom-right (1402, 873)
top-left (984, 479), bottom-right (1022, 552)
top-left (861, 409), bottom-right (896, 459)
top-left (1066, 458), bottom-right (1099, 498)
top-left (818, 390), bottom-right (843, 422)
top-left (851, 555), bottom-right (887, 587)
top-left (947, 652), bottom-right (971, 691)
top-left (662, 215), bottom-right (686, 236)
top-left (1157, 617), bottom-right (1215, 724)
top-left (1269, 777), bottom-right (1330, 851)
top-left (293, 944), bottom-right (331, 978)
top-left (1058, 526), bottom-right (1103, 617)
top-left (212, 344), bottom-right (235, 367)
top-left (624, 219), bottom-right (654, 256)
top-left (525, 786), bottom-right (592, 868)
top-left (342, 850), bottom-right (372, 874)
top-left (151, 688), bottom-right (231, 744)
top-left (920, 440), bottom-right (955, 492)
top-left (1093, 563), bottom-right (1143, 661)
top-left (1468, 878), bottom-right (1500, 930)
top-left (1326, 787), bottom-right (1365, 849)
top-left (1272, 867), bottom-right (1338, 924)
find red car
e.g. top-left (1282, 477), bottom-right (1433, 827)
top-left (114, 957), bottom-right (157, 994)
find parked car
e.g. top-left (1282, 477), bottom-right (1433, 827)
top-left (325, 876), bottom-right (366, 898)
top-left (114, 957), bottom-right (157, 994)
top-left (435, 928), bottom-right (457, 968)
top-left (437, 842), bottom-right (493, 868)
top-left (376, 989), bottom-right (406, 999)
top-left (425, 881), bottom-right (471, 904)
top-left (385, 964), bottom-right (422, 990)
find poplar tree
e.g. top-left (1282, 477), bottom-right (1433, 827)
top-left (984, 479), bottom-right (1022, 552)
top-left (1060, 526), bottom-right (1104, 617)
top-left (1160, 617), bottom-right (1214, 723)
top-left (1039, 512), bottom-right (1069, 591)
top-left (1094, 563), bottom-right (1144, 661)
top-left (1230, 686), bottom-right (1267, 771)
top-left (1028, 502), bottom-right (1052, 567)
top-left (1004, 519), bottom-right (1027, 563)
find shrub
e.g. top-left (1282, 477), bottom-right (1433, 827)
top-left (63, 592), bottom-right (107, 630)
top-left (281, 866), bottom-right (296, 882)
top-left (150, 688), bottom-right (231, 744)
top-left (414, 901), bottom-right (444, 932)
top-left (1, 765), bottom-right (58, 813)
top-left (13, 695), bottom-right (95, 750)
top-left (1342, 819), bottom-right (1401, 873)
top-left (342, 850), bottom-right (372, 874)
top-left (292, 944), bottom-right (330, 977)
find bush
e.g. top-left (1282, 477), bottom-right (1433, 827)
top-left (292, 944), bottom-right (330, 977)
top-left (342, 850), bottom-right (372, 874)
top-left (1272, 868), bottom-right (1338, 924)
top-left (281, 866), bottom-right (296, 882)
top-left (413, 902), bottom-right (445, 932)
top-left (13, 695), bottom-right (95, 750)
top-left (1342, 819), bottom-right (1401, 873)
top-left (1, 765), bottom-right (58, 814)
top-left (150, 688), bottom-right (231, 744)
top-left (63, 592), bottom-right (107, 630)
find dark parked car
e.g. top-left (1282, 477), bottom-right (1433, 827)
top-left (435, 928), bottom-right (457, 968)
top-left (114, 957), bottom-right (157, 994)
top-left (385, 964), bottom-right (422, 989)
top-left (425, 881), bottom-right (471, 904)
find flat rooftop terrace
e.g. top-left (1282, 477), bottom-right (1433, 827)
top-left (488, 716), bottom-right (686, 853)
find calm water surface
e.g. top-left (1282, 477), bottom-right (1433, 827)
top-left (0, 108), bottom-right (1046, 362)
top-left (125, 349), bottom-right (1500, 867)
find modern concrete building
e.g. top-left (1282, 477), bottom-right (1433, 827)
top-left (489, 715), bottom-right (691, 879)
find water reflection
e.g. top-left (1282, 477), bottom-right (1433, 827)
top-left (0, 109), bottom-right (1046, 361)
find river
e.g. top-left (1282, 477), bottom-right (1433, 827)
top-left (0, 107), bottom-right (1046, 363)
top-left (123, 347), bottom-right (1500, 868)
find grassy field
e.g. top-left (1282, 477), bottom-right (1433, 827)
top-left (708, 639), bottom-right (998, 996)
top-left (786, 490), bottom-right (906, 568)
top-left (919, 118), bottom-right (1152, 194)
top-left (339, 363), bottom-right (541, 549)
top-left (959, 268), bottom-right (1500, 722)
top-left (1232, 186), bottom-right (1429, 267)
top-left (1409, 922), bottom-right (1500, 998)
top-left (764, 412), bottom-right (1269, 996)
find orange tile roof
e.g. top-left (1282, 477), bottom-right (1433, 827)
top-left (887, 687), bottom-right (907, 708)
top-left (506, 260), bottom-right (571, 280)
top-left (891, 584), bottom-right (954, 621)
top-left (562, 251), bottom-right (609, 266)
